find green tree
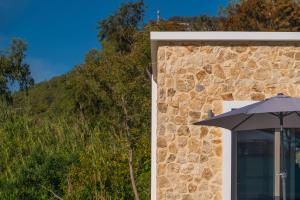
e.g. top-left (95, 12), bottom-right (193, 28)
top-left (0, 38), bottom-right (34, 101)
top-left (70, 31), bottom-right (151, 200)
top-left (220, 0), bottom-right (300, 31)
top-left (98, 1), bottom-right (145, 52)
top-left (71, 2), bottom-right (151, 199)
top-left (169, 15), bottom-right (220, 31)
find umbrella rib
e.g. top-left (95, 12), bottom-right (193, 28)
top-left (269, 112), bottom-right (294, 118)
top-left (269, 113), bottom-right (279, 117)
top-left (232, 114), bottom-right (255, 131)
top-left (283, 112), bottom-right (294, 117)
top-left (295, 111), bottom-right (300, 118)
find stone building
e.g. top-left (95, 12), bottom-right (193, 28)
top-left (150, 32), bottom-right (300, 200)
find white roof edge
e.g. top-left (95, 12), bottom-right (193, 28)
top-left (151, 32), bottom-right (300, 41)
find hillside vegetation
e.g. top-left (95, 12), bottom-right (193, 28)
top-left (1, 0), bottom-right (300, 199)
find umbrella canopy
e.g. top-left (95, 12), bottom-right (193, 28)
top-left (194, 93), bottom-right (300, 131)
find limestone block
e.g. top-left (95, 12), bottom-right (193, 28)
top-left (201, 168), bottom-right (213, 181)
top-left (158, 176), bottom-right (170, 188)
top-left (158, 137), bottom-right (167, 148)
top-left (177, 125), bottom-right (191, 136)
top-left (176, 75), bottom-right (195, 92)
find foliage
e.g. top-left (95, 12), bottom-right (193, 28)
top-left (0, 100), bottom-right (150, 199)
top-left (0, 38), bottom-right (34, 101)
top-left (220, 0), bottom-right (300, 31)
top-left (12, 75), bottom-right (74, 118)
top-left (98, 1), bottom-right (145, 52)
top-left (71, 14), bottom-right (152, 200)
top-left (169, 15), bottom-right (221, 31)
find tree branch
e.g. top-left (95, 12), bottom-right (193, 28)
top-left (145, 68), bottom-right (152, 81)
top-left (120, 96), bottom-right (140, 200)
top-left (39, 184), bottom-right (64, 200)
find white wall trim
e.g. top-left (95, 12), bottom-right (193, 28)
top-left (151, 32), bottom-right (300, 42)
top-left (151, 75), bottom-right (157, 200)
top-left (223, 101), bottom-right (257, 200)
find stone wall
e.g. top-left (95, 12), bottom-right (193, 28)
top-left (156, 41), bottom-right (300, 200)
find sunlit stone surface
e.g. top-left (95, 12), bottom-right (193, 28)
top-left (156, 41), bottom-right (300, 200)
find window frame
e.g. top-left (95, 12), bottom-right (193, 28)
top-left (222, 101), bottom-right (258, 200)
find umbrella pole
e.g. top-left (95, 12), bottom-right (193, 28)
top-left (280, 113), bottom-right (287, 200)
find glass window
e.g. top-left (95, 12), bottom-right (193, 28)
top-left (282, 129), bottom-right (300, 200)
top-left (233, 129), bottom-right (274, 200)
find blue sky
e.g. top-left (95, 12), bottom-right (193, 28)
top-left (0, 0), bottom-right (227, 82)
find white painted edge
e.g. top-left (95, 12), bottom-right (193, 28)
top-left (151, 75), bottom-right (157, 200)
top-left (151, 32), bottom-right (300, 41)
top-left (223, 101), bottom-right (257, 200)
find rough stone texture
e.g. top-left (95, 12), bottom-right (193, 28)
top-left (156, 41), bottom-right (300, 200)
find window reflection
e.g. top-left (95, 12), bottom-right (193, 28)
top-left (235, 129), bottom-right (274, 200)
top-left (283, 129), bottom-right (300, 200)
